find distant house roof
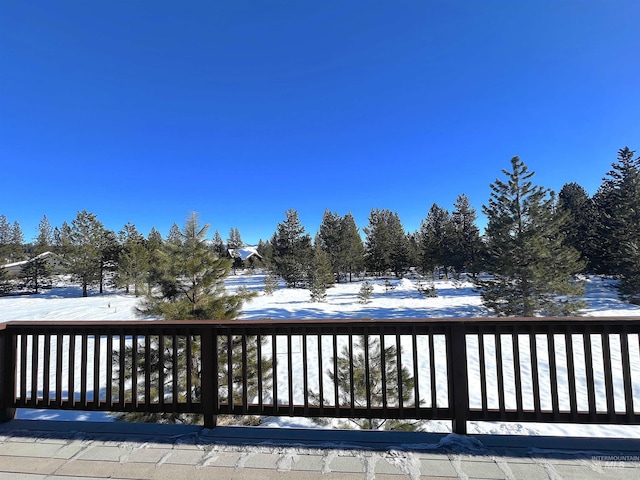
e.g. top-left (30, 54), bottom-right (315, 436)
top-left (227, 246), bottom-right (262, 261)
top-left (1, 251), bottom-right (63, 275)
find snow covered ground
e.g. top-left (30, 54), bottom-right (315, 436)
top-left (2, 273), bottom-right (640, 438)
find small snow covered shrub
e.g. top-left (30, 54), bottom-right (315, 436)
top-left (263, 272), bottom-right (279, 295)
top-left (384, 278), bottom-right (396, 292)
top-left (358, 281), bottom-right (374, 304)
top-left (415, 279), bottom-right (437, 298)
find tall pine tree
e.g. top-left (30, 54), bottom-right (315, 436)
top-left (557, 182), bottom-right (597, 272)
top-left (364, 209), bottom-right (409, 277)
top-left (474, 157), bottom-right (585, 316)
top-left (340, 212), bottom-right (365, 282)
top-left (450, 194), bottom-right (482, 277)
top-left (65, 210), bottom-right (106, 297)
top-left (270, 209), bottom-right (313, 288)
top-left (418, 203), bottom-right (452, 278)
top-left (137, 212), bottom-right (254, 319)
top-left (594, 147), bottom-right (640, 303)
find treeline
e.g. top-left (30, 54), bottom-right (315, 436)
top-left (258, 147), bottom-right (640, 309)
top-left (1, 147), bottom-right (639, 310)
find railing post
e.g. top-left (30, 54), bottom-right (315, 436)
top-left (0, 328), bottom-right (16, 422)
top-left (200, 328), bottom-right (217, 428)
top-left (449, 324), bottom-right (468, 435)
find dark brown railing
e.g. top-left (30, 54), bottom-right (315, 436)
top-left (1, 317), bottom-right (639, 434)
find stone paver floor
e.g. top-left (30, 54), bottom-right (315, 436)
top-left (0, 420), bottom-right (639, 479)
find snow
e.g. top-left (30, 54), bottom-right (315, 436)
top-left (1, 273), bottom-right (640, 439)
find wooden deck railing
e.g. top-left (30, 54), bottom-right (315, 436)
top-left (0, 317), bottom-right (639, 434)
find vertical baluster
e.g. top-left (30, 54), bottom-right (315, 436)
top-left (317, 333), bottom-right (324, 416)
top-left (272, 333), bottom-right (278, 413)
top-left (172, 334), bottom-right (179, 410)
top-left (242, 331), bottom-right (249, 413)
top-left (478, 333), bottom-right (487, 412)
top-left (69, 334), bottom-right (76, 407)
top-left (144, 334), bottom-right (151, 406)
top-left (547, 332), bottom-right (559, 418)
top-left (185, 332), bottom-right (192, 407)
top-left (257, 333), bottom-right (263, 410)
top-left (287, 329), bottom-right (293, 415)
top-left (227, 334), bottom-right (234, 410)
top-left (93, 334), bottom-right (101, 408)
top-left (412, 327), bottom-right (420, 417)
top-left (583, 329), bottom-right (597, 419)
top-left (212, 330), bottom-right (218, 417)
top-left (429, 331), bottom-right (437, 415)
top-left (565, 332), bottom-right (578, 418)
top-left (495, 331), bottom-right (505, 416)
top-left (106, 334), bottom-right (113, 408)
top-left (364, 332), bottom-right (371, 417)
top-left (302, 331), bottom-right (308, 417)
top-left (80, 334), bottom-right (88, 407)
top-left (131, 335), bottom-right (138, 408)
top-left (200, 328), bottom-right (216, 428)
top-left (529, 330), bottom-right (541, 415)
top-left (348, 330), bottom-right (354, 416)
top-left (43, 333), bottom-right (51, 407)
top-left (158, 334), bottom-right (165, 408)
top-left (380, 332), bottom-right (387, 416)
top-left (19, 335), bottom-right (27, 404)
top-left (601, 327), bottom-right (615, 420)
top-left (620, 327), bottom-right (635, 421)
top-left (396, 331), bottom-right (404, 416)
top-left (333, 330), bottom-right (339, 414)
top-left (512, 328), bottom-right (523, 416)
top-left (56, 333), bottom-right (63, 407)
top-left (30, 335), bottom-right (39, 406)
top-left (118, 335), bottom-right (125, 407)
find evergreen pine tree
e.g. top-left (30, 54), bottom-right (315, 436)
top-left (227, 228), bottom-right (243, 250)
top-left (388, 217), bottom-right (410, 278)
top-left (357, 280), bottom-right (374, 304)
top-left (116, 223), bottom-right (149, 296)
top-left (364, 209), bottom-right (390, 276)
top-left (227, 228), bottom-right (244, 272)
top-left (144, 228), bottom-right (165, 296)
top-left (474, 157), bottom-right (585, 316)
top-left (262, 271), bottom-right (279, 295)
top-left (137, 212), bottom-right (255, 319)
top-left (98, 229), bottom-right (119, 294)
top-left (340, 213), bottom-right (365, 282)
top-left (21, 253), bottom-right (53, 293)
top-left (270, 209), bottom-right (313, 288)
top-left (418, 203), bottom-right (452, 278)
top-left (257, 239), bottom-right (273, 268)
top-left (595, 147), bottom-right (640, 302)
top-left (364, 209), bottom-right (409, 277)
top-left (0, 266), bottom-right (10, 295)
top-left (0, 215), bottom-right (11, 262)
top-left (129, 214), bottom-right (267, 425)
top-left (308, 241), bottom-right (334, 302)
top-left (35, 215), bottom-right (54, 253)
top-left (450, 194), bottom-right (482, 277)
top-left (212, 230), bottom-right (225, 258)
top-left (66, 210), bottom-right (106, 297)
top-left (318, 210), bottom-right (342, 281)
top-left (557, 183), bottom-right (597, 272)
top-left (166, 223), bottom-right (182, 246)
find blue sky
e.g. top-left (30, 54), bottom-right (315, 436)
top-left (1, 1), bottom-right (639, 245)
